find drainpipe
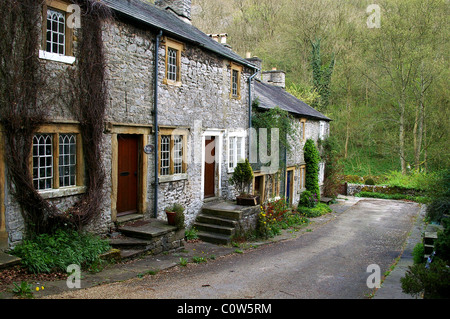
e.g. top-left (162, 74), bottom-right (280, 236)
top-left (154, 30), bottom-right (163, 218)
top-left (248, 69), bottom-right (259, 162)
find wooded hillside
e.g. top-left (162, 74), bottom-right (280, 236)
top-left (191, 0), bottom-right (449, 176)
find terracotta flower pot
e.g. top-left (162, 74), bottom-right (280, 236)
top-left (166, 211), bottom-right (176, 226)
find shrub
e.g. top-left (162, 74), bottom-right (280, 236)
top-left (297, 203), bottom-right (332, 218)
top-left (434, 219), bottom-right (450, 264)
top-left (229, 159), bottom-right (254, 195)
top-left (303, 139), bottom-right (320, 201)
top-left (401, 259), bottom-right (450, 299)
top-left (412, 243), bottom-right (425, 265)
top-left (10, 229), bottom-right (111, 274)
top-left (365, 178), bottom-right (375, 185)
top-left (299, 190), bottom-right (318, 208)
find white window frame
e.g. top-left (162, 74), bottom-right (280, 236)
top-left (319, 121), bottom-right (326, 140)
top-left (39, 1), bottom-right (76, 65)
top-left (227, 131), bottom-right (246, 173)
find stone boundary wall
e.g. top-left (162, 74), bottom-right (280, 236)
top-left (346, 183), bottom-right (424, 196)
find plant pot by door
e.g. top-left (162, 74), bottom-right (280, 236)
top-left (236, 195), bottom-right (260, 206)
top-left (166, 211), bottom-right (176, 226)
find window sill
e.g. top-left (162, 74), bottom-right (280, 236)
top-left (39, 186), bottom-right (87, 199)
top-left (39, 50), bottom-right (76, 65)
top-left (163, 78), bottom-right (182, 87)
top-left (159, 174), bottom-right (188, 183)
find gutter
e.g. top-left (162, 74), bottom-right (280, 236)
top-left (154, 29), bottom-right (163, 218)
top-left (248, 69), bottom-right (259, 162)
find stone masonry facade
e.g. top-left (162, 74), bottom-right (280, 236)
top-left (0, 0), bottom-right (330, 248)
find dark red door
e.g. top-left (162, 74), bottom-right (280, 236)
top-left (204, 137), bottom-right (215, 198)
top-left (117, 135), bottom-right (139, 216)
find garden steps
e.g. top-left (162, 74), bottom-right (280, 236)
top-left (193, 200), bottom-right (249, 245)
top-left (197, 231), bottom-right (233, 245)
top-left (109, 218), bottom-right (184, 260)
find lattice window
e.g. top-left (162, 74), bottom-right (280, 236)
top-left (167, 48), bottom-right (178, 82)
top-left (46, 8), bottom-right (66, 55)
top-left (160, 135), bottom-right (171, 176)
top-left (59, 134), bottom-right (77, 187)
top-left (173, 135), bottom-right (183, 175)
top-left (33, 134), bottom-right (53, 190)
top-left (229, 136), bottom-right (236, 170)
top-left (232, 69), bottom-right (239, 97)
top-left (236, 137), bottom-right (243, 162)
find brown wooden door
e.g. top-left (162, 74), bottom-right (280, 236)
top-left (117, 135), bottom-right (139, 215)
top-left (204, 136), bottom-right (215, 198)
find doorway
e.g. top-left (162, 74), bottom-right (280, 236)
top-left (286, 168), bottom-right (295, 205)
top-left (204, 136), bottom-right (216, 198)
top-left (117, 134), bottom-right (139, 216)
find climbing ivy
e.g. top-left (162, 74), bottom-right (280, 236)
top-left (303, 139), bottom-right (321, 201)
top-left (252, 103), bottom-right (298, 157)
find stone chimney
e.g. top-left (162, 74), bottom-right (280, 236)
top-left (155, 0), bottom-right (192, 24)
top-left (208, 33), bottom-right (232, 49)
top-left (262, 68), bottom-right (286, 89)
top-left (245, 53), bottom-right (262, 80)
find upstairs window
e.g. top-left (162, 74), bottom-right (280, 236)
top-left (40, 1), bottom-right (75, 64)
top-left (46, 8), bottom-right (66, 55)
top-left (230, 63), bottom-right (243, 99)
top-left (163, 37), bottom-right (184, 86)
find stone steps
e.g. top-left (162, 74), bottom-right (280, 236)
top-left (193, 201), bottom-right (243, 245)
top-left (109, 218), bottom-right (185, 259)
top-left (197, 231), bottom-right (233, 245)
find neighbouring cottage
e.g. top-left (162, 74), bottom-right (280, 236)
top-left (246, 56), bottom-right (331, 206)
top-left (0, 0), bottom-right (331, 250)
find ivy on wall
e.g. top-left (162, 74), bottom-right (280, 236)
top-left (303, 139), bottom-right (321, 201)
top-left (0, 0), bottom-right (111, 236)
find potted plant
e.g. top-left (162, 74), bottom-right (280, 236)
top-left (164, 203), bottom-right (185, 229)
top-left (229, 159), bottom-right (259, 206)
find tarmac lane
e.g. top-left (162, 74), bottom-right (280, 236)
top-left (43, 198), bottom-right (420, 299)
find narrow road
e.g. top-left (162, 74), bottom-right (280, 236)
top-left (47, 199), bottom-right (420, 299)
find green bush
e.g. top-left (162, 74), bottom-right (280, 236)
top-left (412, 243), bottom-right (425, 265)
top-left (303, 139), bottom-right (320, 201)
top-left (11, 229), bottom-right (111, 274)
top-left (297, 203), bottom-right (331, 218)
top-left (229, 159), bottom-right (254, 195)
top-left (365, 178), bottom-right (375, 185)
top-left (401, 259), bottom-right (450, 299)
top-left (434, 219), bottom-right (450, 264)
top-left (299, 190), bottom-right (318, 208)
top-left (401, 219), bottom-right (450, 299)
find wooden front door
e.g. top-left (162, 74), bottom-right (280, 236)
top-left (117, 135), bottom-right (139, 216)
top-left (204, 136), bottom-right (215, 198)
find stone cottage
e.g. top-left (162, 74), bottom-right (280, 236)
top-left (0, 0), bottom-right (330, 249)
top-left (246, 57), bottom-right (331, 206)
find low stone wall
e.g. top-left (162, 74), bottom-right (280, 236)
top-left (146, 228), bottom-right (185, 255)
top-left (346, 183), bottom-right (424, 196)
top-left (235, 205), bottom-right (260, 237)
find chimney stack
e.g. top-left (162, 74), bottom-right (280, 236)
top-left (262, 68), bottom-right (286, 89)
top-left (155, 0), bottom-right (192, 24)
top-left (245, 54), bottom-right (262, 80)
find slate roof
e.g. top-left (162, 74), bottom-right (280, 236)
top-left (102, 0), bottom-right (257, 70)
top-left (254, 80), bottom-right (331, 121)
